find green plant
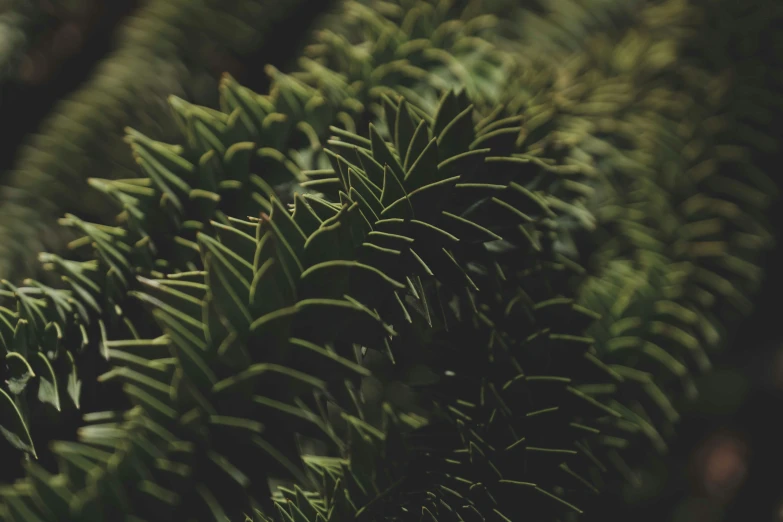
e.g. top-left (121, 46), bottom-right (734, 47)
top-left (2, 0), bottom-right (542, 461)
top-left (0, 0), bottom-right (333, 283)
top-left (0, 78), bottom-right (632, 521)
top-left (0, 0), bottom-right (779, 520)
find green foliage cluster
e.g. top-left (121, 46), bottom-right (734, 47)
top-left (0, 0), bottom-right (324, 282)
top-left (0, 0), bottom-right (779, 520)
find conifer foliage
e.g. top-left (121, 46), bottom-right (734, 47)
top-left (0, 0), bottom-right (779, 520)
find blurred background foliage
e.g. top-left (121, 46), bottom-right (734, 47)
top-left (0, 0), bottom-right (780, 520)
